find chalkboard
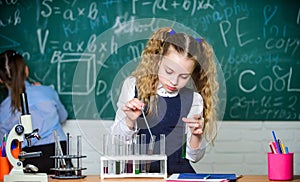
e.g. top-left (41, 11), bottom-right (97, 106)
top-left (0, 0), bottom-right (299, 121)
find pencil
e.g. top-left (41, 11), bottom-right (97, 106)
top-left (281, 142), bottom-right (286, 154)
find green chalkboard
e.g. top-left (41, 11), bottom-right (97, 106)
top-left (0, 0), bottom-right (299, 121)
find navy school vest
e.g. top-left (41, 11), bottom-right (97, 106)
top-left (136, 87), bottom-right (195, 174)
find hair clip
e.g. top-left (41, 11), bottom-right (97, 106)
top-left (169, 29), bottom-right (176, 35)
top-left (195, 38), bottom-right (202, 43)
top-left (8, 51), bottom-right (17, 58)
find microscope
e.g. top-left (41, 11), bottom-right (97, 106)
top-left (4, 93), bottom-right (48, 182)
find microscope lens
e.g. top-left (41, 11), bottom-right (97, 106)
top-left (20, 93), bottom-right (30, 115)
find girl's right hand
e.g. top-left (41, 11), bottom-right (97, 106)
top-left (31, 82), bottom-right (41, 86)
top-left (123, 98), bottom-right (144, 129)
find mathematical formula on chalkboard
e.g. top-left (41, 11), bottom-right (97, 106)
top-left (0, 0), bottom-right (299, 121)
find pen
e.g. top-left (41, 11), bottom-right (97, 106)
top-left (277, 139), bottom-right (283, 154)
top-left (285, 146), bottom-right (289, 154)
top-left (269, 141), bottom-right (277, 154)
top-left (203, 174), bottom-right (211, 179)
top-left (236, 174), bottom-right (243, 179)
top-left (272, 131), bottom-right (281, 154)
top-left (281, 142), bottom-right (286, 154)
top-left (2, 133), bottom-right (6, 157)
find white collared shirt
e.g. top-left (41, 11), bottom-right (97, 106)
top-left (156, 83), bottom-right (179, 97)
top-left (111, 76), bottom-right (206, 162)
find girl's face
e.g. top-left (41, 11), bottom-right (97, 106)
top-left (158, 46), bottom-right (195, 93)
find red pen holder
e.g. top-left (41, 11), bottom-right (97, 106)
top-left (0, 157), bottom-right (10, 181)
top-left (268, 152), bottom-right (294, 181)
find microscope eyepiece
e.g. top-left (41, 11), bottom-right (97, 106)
top-left (20, 92), bottom-right (30, 115)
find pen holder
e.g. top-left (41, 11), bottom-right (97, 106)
top-left (268, 152), bottom-right (294, 181)
top-left (0, 156), bottom-right (10, 181)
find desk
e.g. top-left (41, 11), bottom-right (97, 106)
top-left (49, 176), bottom-right (164, 182)
top-left (47, 175), bottom-right (300, 182)
top-left (238, 175), bottom-right (300, 182)
top-left (2, 175), bottom-right (300, 182)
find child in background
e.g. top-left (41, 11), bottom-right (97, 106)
top-left (111, 27), bottom-right (219, 174)
top-left (0, 50), bottom-right (68, 174)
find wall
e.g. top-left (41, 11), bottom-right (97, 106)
top-left (63, 120), bottom-right (300, 175)
top-left (1, 0), bottom-right (299, 121)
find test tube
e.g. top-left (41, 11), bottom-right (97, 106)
top-left (69, 134), bottom-right (73, 156)
top-left (114, 135), bottom-right (120, 174)
top-left (140, 134), bottom-right (146, 173)
top-left (53, 130), bottom-right (66, 169)
top-left (109, 135), bottom-right (116, 174)
top-left (160, 134), bottom-right (165, 174)
top-left (54, 135), bottom-right (60, 176)
top-left (148, 135), bottom-right (156, 155)
top-left (77, 135), bottom-right (82, 176)
top-left (119, 135), bottom-right (125, 174)
top-left (181, 128), bottom-right (187, 159)
top-left (146, 135), bottom-right (156, 172)
top-left (134, 135), bottom-right (140, 174)
top-left (102, 134), bottom-right (108, 174)
top-left (125, 135), bottom-right (133, 173)
top-left (65, 133), bottom-right (72, 176)
top-left (66, 133), bottom-right (70, 156)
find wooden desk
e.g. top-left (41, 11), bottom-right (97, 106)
top-left (1, 175), bottom-right (300, 182)
top-left (47, 175), bottom-right (300, 182)
top-left (48, 175), bottom-right (164, 182)
top-left (237, 175), bottom-right (300, 182)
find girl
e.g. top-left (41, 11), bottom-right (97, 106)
top-left (0, 50), bottom-right (68, 174)
top-left (111, 27), bottom-right (219, 174)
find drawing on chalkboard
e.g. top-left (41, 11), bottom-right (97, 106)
top-left (0, 34), bottom-right (20, 49)
top-left (50, 51), bottom-right (96, 95)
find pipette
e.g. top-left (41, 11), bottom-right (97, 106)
top-left (141, 107), bottom-right (154, 142)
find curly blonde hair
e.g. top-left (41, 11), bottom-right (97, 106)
top-left (132, 27), bottom-right (219, 144)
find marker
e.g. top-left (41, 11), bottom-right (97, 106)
top-left (269, 141), bottom-right (277, 154)
top-left (203, 174), bottom-right (211, 179)
top-left (236, 174), bottom-right (243, 179)
top-left (277, 139), bottom-right (283, 154)
top-left (271, 131), bottom-right (281, 154)
top-left (2, 133), bottom-right (6, 157)
top-left (281, 142), bottom-right (286, 154)
top-left (285, 146), bottom-right (289, 154)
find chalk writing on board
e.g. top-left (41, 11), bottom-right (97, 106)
top-left (0, 0), bottom-right (299, 121)
top-left (239, 66), bottom-right (299, 93)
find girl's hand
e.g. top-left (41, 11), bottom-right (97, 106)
top-left (123, 98), bottom-right (144, 129)
top-left (182, 114), bottom-right (204, 135)
top-left (31, 82), bottom-right (41, 86)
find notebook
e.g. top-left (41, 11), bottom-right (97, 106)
top-left (167, 173), bottom-right (237, 182)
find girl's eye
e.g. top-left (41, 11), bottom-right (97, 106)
top-left (165, 68), bottom-right (173, 74)
top-left (180, 75), bottom-right (190, 79)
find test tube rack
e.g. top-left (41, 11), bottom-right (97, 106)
top-left (50, 154), bottom-right (87, 179)
top-left (50, 133), bottom-right (87, 179)
top-left (100, 154), bottom-right (167, 179)
top-left (100, 134), bottom-right (167, 179)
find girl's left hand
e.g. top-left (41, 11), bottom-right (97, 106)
top-left (182, 114), bottom-right (204, 135)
